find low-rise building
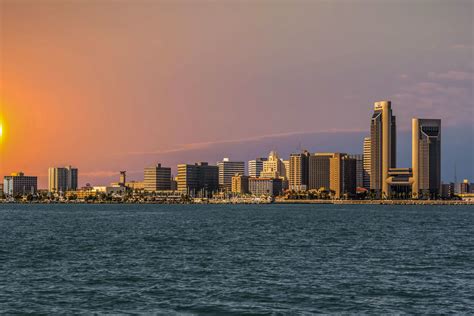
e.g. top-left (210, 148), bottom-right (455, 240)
top-left (248, 177), bottom-right (282, 196)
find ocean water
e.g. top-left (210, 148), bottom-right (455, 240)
top-left (0, 204), bottom-right (473, 314)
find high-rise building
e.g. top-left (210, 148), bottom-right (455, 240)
top-left (48, 166), bottom-right (78, 193)
top-left (412, 118), bottom-right (441, 198)
top-left (441, 182), bottom-right (454, 198)
top-left (261, 151), bottom-right (285, 179)
top-left (308, 153), bottom-right (335, 190)
top-left (370, 101), bottom-right (396, 198)
top-left (363, 137), bottom-right (371, 189)
top-left (248, 177), bottom-right (283, 196)
top-left (289, 151), bottom-right (310, 191)
top-left (4, 172), bottom-right (38, 196)
top-left (177, 162), bottom-right (219, 196)
top-left (329, 154), bottom-right (357, 199)
top-left (231, 174), bottom-right (249, 194)
top-left (248, 157), bottom-right (267, 178)
top-left (217, 158), bottom-right (245, 190)
top-left (144, 164), bottom-right (172, 192)
top-left (349, 154), bottom-right (364, 189)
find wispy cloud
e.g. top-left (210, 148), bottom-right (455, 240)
top-left (428, 70), bottom-right (473, 81)
top-left (127, 128), bottom-right (366, 156)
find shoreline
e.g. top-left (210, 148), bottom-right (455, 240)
top-left (0, 200), bottom-right (472, 205)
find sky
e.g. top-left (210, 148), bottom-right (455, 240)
top-left (0, 0), bottom-right (473, 188)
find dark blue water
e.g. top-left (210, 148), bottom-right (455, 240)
top-left (0, 204), bottom-right (473, 314)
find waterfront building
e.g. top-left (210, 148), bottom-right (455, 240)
top-left (363, 137), bottom-right (371, 189)
top-left (248, 158), bottom-right (267, 178)
top-left (3, 172), bottom-right (38, 196)
top-left (48, 166), bottom-right (78, 193)
top-left (349, 154), bottom-right (364, 189)
top-left (370, 100), bottom-right (397, 198)
top-left (260, 151), bottom-right (285, 179)
top-left (289, 151), bottom-right (310, 191)
top-left (329, 154), bottom-right (356, 199)
top-left (248, 177), bottom-right (283, 196)
top-left (217, 158), bottom-right (245, 190)
top-left (144, 164), bottom-right (172, 192)
top-left (177, 162), bottom-right (219, 196)
top-left (231, 174), bottom-right (249, 194)
top-left (411, 118), bottom-right (441, 198)
top-left (308, 153), bottom-right (335, 190)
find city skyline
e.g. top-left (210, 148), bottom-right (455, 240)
top-left (0, 1), bottom-right (473, 187)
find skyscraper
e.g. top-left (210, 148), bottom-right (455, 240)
top-left (363, 137), bottom-right (371, 189)
top-left (177, 162), bottom-right (219, 196)
top-left (48, 166), bottom-right (78, 193)
top-left (370, 101), bottom-right (396, 197)
top-left (412, 118), bottom-right (441, 198)
top-left (144, 164), bottom-right (172, 192)
top-left (289, 151), bottom-right (310, 191)
top-left (217, 158), bottom-right (245, 190)
top-left (248, 157), bottom-right (267, 178)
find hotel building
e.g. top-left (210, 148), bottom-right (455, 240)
top-left (48, 166), bottom-right (78, 193)
top-left (4, 172), bottom-right (38, 196)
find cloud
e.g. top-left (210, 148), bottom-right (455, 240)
top-left (428, 70), bottom-right (473, 81)
top-left (392, 69), bottom-right (473, 127)
top-left (127, 128), bottom-right (366, 156)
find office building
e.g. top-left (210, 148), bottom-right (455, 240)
top-left (231, 174), bottom-right (249, 194)
top-left (4, 172), bottom-right (38, 196)
top-left (177, 162), bottom-right (219, 196)
top-left (308, 153), bottom-right (335, 190)
top-left (144, 164), bottom-right (172, 192)
top-left (363, 137), bottom-right (371, 189)
top-left (370, 100), bottom-right (397, 197)
top-left (329, 154), bottom-right (356, 199)
top-left (217, 158), bottom-right (245, 190)
top-left (412, 118), bottom-right (441, 198)
top-left (289, 151), bottom-right (310, 191)
top-left (248, 158), bottom-right (267, 178)
top-left (248, 177), bottom-right (283, 196)
top-left (48, 166), bottom-right (78, 193)
top-left (349, 154), bottom-right (364, 189)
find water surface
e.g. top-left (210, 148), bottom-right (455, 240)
top-left (0, 204), bottom-right (473, 314)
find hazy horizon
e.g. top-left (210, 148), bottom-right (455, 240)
top-left (1, 0), bottom-right (473, 188)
